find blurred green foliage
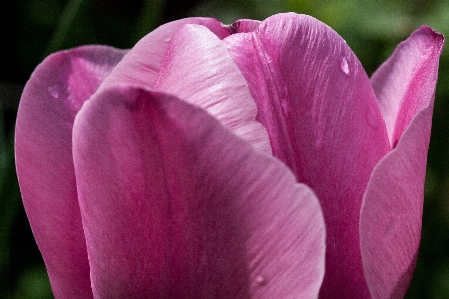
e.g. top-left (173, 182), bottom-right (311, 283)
top-left (0, 0), bottom-right (448, 298)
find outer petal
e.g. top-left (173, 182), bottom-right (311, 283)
top-left (361, 28), bottom-right (444, 299)
top-left (225, 13), bottom-right (390, 298)
top-left (98, 17), bottom-right (231, 92)
top-left (370, 26), bottom-right (444, 147)
top-left (72, 86), bottom-right (326, 299)
top-left (15, 45), bottom-right (126, 298)
top-left (154, 24), bottom-right (271, 154)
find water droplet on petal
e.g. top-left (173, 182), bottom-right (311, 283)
top-left (163, 36), bottom-right (171, 43)
top-left (340, 57), bottom-right (350, 75)
top-left (255, 275), bottom-right (267, 286)
top-left (48, 84), bottom-right (60, 99)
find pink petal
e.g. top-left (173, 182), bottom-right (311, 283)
top-left (227, 19), bottom-right (261, 33)
top-left (370, 26), bottom-right (444, 148)
top-left (155, 24), bottom-right (271, 154)
top-left (15, 45), bottom-right (126, 298)
top-left (361, 28), bottom-right (444, 299)
top-left (72, 85), bottom-right (325, 298)
top-left (224, 13), bottom-right (391, 298)
top-left (99, 17), bottom-right (231, 92)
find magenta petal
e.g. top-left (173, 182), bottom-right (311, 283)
top-left (155, 24), bottom-right (271, 154)
top-left (361, 28), bottom-right (444, 299)
top-left (15, 45), bottom-right (126, 298)
top-left (72, 86), bottom-right (325, 298)
top-left (371, 26), bottom-right (444, 147)
top-left (225, 13), bottom-right (390, 298)
top-left (360, 105), bottom-right (433, 299)
top-left (228, 19), bottom-right (261, 33)
top-left (99, 17), bottom-right (230, 91)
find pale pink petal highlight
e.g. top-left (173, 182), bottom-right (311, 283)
top-left (99, 17), bottom-right (230, 92)
top-left (155, 24), bottom-right (271, 154)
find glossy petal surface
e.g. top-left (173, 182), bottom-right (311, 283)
top-left (99, 17), bottom-right (230, 92)
top-left (361, 27), bottom-right (444, 299)
top-left (225, 13), bottom-right (390, 298)
top-left (155, 24), bottom-right (271, 154)
top-left (15, 45), bottom-right (126, 298)
top-left (72, 86), bottom-right (325, 299)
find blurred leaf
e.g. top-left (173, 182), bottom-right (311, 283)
top-left (131, 0), bottom-right (166, 44)
top-left (0, 113), bottom-right (21, 298)
top-left (189, 0), bottom-right (285, 23)
top-left (44, 0), bottom-right (87, 56)
top-left (0, 81), bottom-right (23, 111)
top-left (25, 0), bottom-right (62, 27)
top-left (14, 266), bottom-right (53, 299)
top-left (430, 265), bottom-right (449, 299)
top-left (189, 0), bottom-right (249, 23)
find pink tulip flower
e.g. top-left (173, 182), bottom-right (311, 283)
top-left (15, 13), bottom-right (443, 299)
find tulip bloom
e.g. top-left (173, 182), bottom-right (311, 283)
top-left (15, 13), bottom-right (443, 299)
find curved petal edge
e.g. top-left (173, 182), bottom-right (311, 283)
top-left (72, 85), bottom-right (326, 298)
top-left (15, 45), bottom-right (127, 298)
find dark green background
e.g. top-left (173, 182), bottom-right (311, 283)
top-left (1, 0), bottom-right (448, 298)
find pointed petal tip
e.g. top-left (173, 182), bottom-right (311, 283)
top-left (413, 25), bottom-right (445, 55)
top-left (417, 25), bottom-right (445, 42)
top-left (370, 22), bottom-right (444, 148)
